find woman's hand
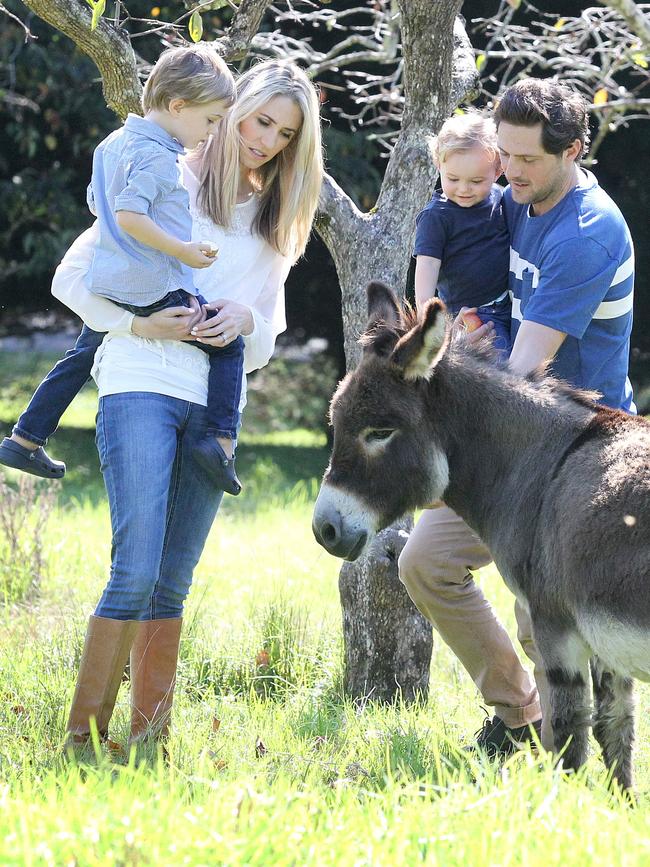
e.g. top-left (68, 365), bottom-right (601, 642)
top-left (131, 297), bottom-right (204, 340)
top-left (191, 299), bottom-right (255, 346)
top-left (451, 306), bottom-right (494, 344)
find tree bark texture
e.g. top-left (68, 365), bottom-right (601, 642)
top-left (20, 0), bottom-right (274, 119)
top-left (318, 5), bottom-right (476, 369)
top-left (21, 0), bottom-right (142, 119)
top-left (338, 516), bottom-right (433, 702)
top-left (317, 1), bottom-right (477, 704)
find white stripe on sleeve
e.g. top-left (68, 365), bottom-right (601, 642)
top-left (593, 289), bottom-right (634, 320)
top-left (610, 254), bottom-right (634, 287)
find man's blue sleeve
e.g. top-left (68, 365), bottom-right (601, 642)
top-left (522, 238), bottom-right (620, 339)
top-left (414, 205), bottom-right (447, 259)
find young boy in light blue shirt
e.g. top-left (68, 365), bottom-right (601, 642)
top-left (1, 45), bottom-right (244, 494)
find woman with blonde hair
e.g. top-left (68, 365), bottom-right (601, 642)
top-left (46, 57), bottom-right (323, 748)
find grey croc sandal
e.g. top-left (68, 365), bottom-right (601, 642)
top-left (0, 437), bottom-right (66, 479)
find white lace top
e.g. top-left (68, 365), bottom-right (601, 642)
top-left (51, 161), bottom-right (289, 408)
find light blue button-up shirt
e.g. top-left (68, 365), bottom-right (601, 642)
top-left (87, 114), bottom-right (196, 305)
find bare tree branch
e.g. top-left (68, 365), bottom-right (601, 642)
top-left (215, 0), bottom-right (272, 60)
top-left (316, 174), bottom-right (363, 268)
top-left (474, 3), bottom-right (650, 161)
top-left (1, 2), bottom-right (35, 40)
top-left (18, 0), bottom-right (275, 119)
top-left (600, 0), bottom-right (650, 49)
top-left (19, 0), bottom-right (142, 118)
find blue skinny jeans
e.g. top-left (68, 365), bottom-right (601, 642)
top-left (94, 392), bottom-right (223, 620)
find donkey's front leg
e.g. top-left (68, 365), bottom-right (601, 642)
top-left (590, 658), bottom-right (635, 791)
top-left (533, 620), bottom-right (592, 772)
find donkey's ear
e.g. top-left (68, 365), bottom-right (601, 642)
top-left (366, 281), bottom-right (401, 329)
top-left (390, 299), bottom-right (449, 381)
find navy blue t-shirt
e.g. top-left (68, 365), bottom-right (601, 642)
top-left (505, 169), bottom-right (635, 412)
top-left (414, 184), bottom-right (510, 312)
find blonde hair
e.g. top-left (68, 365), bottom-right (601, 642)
top-left (142, 44), bottom-right (236, 113)
top-left (196, 60), bottom-right (323, 260)
top-left (433, 111), bottom-right (499, 167)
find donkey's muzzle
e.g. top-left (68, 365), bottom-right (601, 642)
top-left (312, 514), bottom-right (367, 560)
top-left (312, 502), bottom-right (368, 561)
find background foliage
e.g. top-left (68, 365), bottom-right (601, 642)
top-left (1, 1), bottom-right (648, 390)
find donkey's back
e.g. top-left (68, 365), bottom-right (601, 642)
top-left (524, 409), bottom-right (650, 680)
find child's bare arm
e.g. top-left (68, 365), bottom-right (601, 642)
top-left (116, 210), bottom-right (216, 269)
top-left (414, 255), bottom-right (442, 314)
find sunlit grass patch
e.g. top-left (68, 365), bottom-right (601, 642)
top-left (2, 350), bottom-right (650, 864)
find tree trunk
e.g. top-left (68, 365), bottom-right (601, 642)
top-left (338, 516), bottom-right (433, 702)
top-left (317, 1), bottom-right (476, 703)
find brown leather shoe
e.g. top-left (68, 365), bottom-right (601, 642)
top-left (129, 618), bottom-right (182, 742)
top-left (65, 615), bottom-right (138, 746)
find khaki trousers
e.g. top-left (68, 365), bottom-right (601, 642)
top-left (398, 503), bottom-right (552, 749)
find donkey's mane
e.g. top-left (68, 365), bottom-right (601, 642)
top-left (360, 296), bottom-right (608, 414)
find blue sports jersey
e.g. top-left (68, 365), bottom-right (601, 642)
top-left (504, 169), bottom-right (635, 412)
top-left (414, 184), bottom-right (510, 312)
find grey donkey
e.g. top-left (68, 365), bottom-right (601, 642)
top-left (312, 282), bottom-right (650, 790)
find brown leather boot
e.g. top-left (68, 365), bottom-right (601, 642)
top-left (65, 615), bottom-right (138, 746)
top-left (129, 618), bottom-right (182, 742)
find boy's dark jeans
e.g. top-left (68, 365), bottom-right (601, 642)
top-left (13, 325), bottom-right (105, 446)
top-left (13, 289), bottom-right (244, 446)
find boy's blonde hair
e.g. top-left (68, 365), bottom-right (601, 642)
top-left (197, 60), bottom-right (323, 261)
top-left (142, 44), bottom-right (236, 112)
top-left (433, 111), bottom-right (499, 167)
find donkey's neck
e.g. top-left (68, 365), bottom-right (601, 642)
top-left (429, 348), bottom-right (597, 544)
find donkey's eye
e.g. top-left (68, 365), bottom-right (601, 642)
top-left (365, 428), bottom-right (395, 443)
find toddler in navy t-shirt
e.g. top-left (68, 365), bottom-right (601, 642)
top-left (414, 111), bottom-right (512, 355)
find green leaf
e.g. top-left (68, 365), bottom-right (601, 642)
top-left (476, 54), bottom-right (486, 71)
top-left (87, 0), bottom-right (106, 31)
top-left (189, 10), bottom-right (203, 43)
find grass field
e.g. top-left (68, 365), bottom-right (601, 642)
top-left (1, 350), bottom-right (649, 866)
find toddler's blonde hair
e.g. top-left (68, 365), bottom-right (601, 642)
top-left (143, 44), bottom-right (236, 112)
top-left (433, 111), bottom-right (499, 167)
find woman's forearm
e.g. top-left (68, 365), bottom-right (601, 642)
top-left (51, 226), bottom-right (134, 333)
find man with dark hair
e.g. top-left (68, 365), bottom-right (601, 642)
top-left (399, 77), bottom-right (635, 757)
top-left (497, 78), bottom-right (634, 411)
